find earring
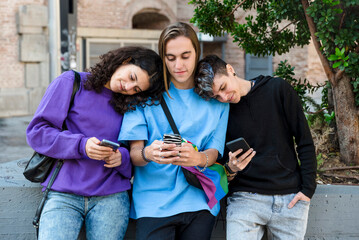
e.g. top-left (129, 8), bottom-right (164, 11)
top-left (233, 73), bottom-right (236, 76)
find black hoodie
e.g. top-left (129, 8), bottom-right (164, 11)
top-left (221, 76), bottom-right (317, 198)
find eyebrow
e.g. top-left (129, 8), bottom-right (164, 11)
top-left (165, 51), bottom-right (192, 57)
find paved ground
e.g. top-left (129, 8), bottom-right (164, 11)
top-left (0, 115), bottom-right (34, 163)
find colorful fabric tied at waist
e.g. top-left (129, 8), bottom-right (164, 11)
top-left (182, 138), bottom-right (228, 209)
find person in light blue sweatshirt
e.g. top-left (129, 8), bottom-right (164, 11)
top-left (26, 46), bottom-right (163, 240)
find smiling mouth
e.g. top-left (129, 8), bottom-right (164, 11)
top-left (228, 94), bottom-right (234, 102)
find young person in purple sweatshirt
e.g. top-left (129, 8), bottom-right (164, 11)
top-left (26, 46), bottom-right (163, 240)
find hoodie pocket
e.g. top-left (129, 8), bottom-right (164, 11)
top-left (238, 155), bottom-right (300, 190)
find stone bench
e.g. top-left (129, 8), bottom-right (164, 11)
top-left (1, 159), bottom-right (359, 239)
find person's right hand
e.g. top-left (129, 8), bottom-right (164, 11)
top-left (145, 140), bottom-right (179, 164)
top-left (86, 137), bottom-right (113, 160)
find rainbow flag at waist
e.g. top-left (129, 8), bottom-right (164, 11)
top-left (181, 138), bottom-right (228, 209)
top-left (182, 164), bottom-right (228, 209)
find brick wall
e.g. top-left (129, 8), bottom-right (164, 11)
top-left (77, 0), bottom-right (177, 29)
top-left (0, 0), bottom-right (45, 89)
top-left (0, 0), bottom-right (327, 117)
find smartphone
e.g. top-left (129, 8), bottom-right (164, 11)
top-left (100, 139), bottom-right (120, 151)
top-left (226, 137), bottom-right (251, 157)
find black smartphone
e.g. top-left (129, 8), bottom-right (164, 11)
top-left (100, 139), bottom-right (120, 151)
top-left (226, 137), bottom-right (251, 157)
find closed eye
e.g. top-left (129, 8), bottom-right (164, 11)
top-left (134, 87), bottom-right (141, 93)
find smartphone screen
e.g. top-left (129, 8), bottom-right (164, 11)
top-left (226, 137), bottom-right (251, 157)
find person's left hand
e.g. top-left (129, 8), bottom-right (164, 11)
top-left (288, 191), bottom-right (310, 208)
top-left (172, 143), bottom-right (202, 167)
top-left (228, 148), bottom-right (256, 172)
top-left (103, 150), bottom-right (122, 168)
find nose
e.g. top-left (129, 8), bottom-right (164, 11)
top-left (124, 82), bottom-right (136, 92)
top-left (218, 92), bottom-right (228, 102)
top-left (174, 59), bottom-right (184, 69)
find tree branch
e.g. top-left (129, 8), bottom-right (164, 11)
top-left (276, 20), bottom-right (299, 33)
top-left (225, 0), bottom-right (246, 17)
top-left (339, 12), bottom-right (346, 31)
top-left (322, 173), bottom-right (359, 180)
top-left (305, 106), bottom-right (333, 115)
top-left (320, 166), bottom-right (359, 171)
top-left (301, 0), bottom-right (335, 86)
top-left (335, 69), bottom-right (345, 81)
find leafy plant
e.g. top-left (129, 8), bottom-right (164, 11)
top-left (324, 111), bottom-right (335, 125)
top-left (273, 60), bottom-right (322, 113)
top-left (190, 0), bottom-right (359, 164)
top-left (328, 47), bottom-right (349, 69)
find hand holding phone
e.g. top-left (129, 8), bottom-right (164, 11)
top-left (226, 137), bottom-right (251, 158)
top-left (100, 139), bottom-right (120, 152)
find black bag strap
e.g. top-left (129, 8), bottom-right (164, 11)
top-left (160, 95), bottom-right (180, 135)
top-left (33, 70), bottom-right (81, 232)
top-left (62, 70), bottom-right (81, 130)
top-left (33, 160), bottom-right (63, 229)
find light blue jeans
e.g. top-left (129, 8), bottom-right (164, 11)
top-left (39, 191), bottom-right (130, 240)
top-left (227, 192), bottom-right (310, 240)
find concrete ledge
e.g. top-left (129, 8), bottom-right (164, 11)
top-left (305, 185), bottom-right (359, 239)
top-left (1, 159), bottom-right (359, 239)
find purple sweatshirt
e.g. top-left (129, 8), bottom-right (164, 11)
top-left (26, 71), bottom-right (131, 196)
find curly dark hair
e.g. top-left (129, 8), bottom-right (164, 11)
top-left (84, 46), bottom-right (164, 114)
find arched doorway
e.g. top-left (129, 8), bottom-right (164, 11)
top-left (132, 12), bottom-right (170, 30)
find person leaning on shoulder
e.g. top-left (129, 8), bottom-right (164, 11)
top-left (26, 46), bottom-right (164, 240)
top-left (194, 54), bottom-right (317, 240)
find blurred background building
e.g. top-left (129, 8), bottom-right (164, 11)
top-left (0, 0), bottom-right (327, 118)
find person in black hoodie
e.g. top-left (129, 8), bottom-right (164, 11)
top-left (194, 55), bottom-right (317, 240)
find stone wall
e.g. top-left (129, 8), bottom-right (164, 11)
top-left (0, 2), bottom-right (48, 117)
top-left (1, 159), bottom-right (359, 239)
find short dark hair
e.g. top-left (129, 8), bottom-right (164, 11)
top-left (85, 46), bottom-right (164, 114)
top-left (194, 55), bottom-right (228, 100)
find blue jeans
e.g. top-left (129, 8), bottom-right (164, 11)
top-left (227, 192), bottom-right (310, 240)
top-left (39, 191), bottom-right (130, 240)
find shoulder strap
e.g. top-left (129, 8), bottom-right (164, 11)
top-left (160, 96), bottom-right (180, 135)
top-left (62, 70), bottom-right (81, 130)
top-left (33, 71), bottom-right (80, 230)
top-left (70, 70), bottom-right (81, 109)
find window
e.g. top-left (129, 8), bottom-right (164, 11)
top-left (245, 54), bottom-right (273, 80)
top-left (81, 38), bottom-right (158, 69)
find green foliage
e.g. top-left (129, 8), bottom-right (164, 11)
top-left (274, 60), bottom-right (321, 112)
top-left (328, 47), bottom-right (349, 69)
top-left (324, 111), bottom-right (336, 124)
top-left (317, 153), bottom-right (324, 169)
top-left (190, 0), bottom-right (359, 105)
top-left (274, 61), bottom-right (335, 128)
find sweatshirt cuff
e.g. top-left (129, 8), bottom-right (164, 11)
top-left (79, 137), bottom-right (90, 159)
top-left (115, 147), bottom-right (132, 179)
top-left (301, 184), bottom-right (316, 199)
